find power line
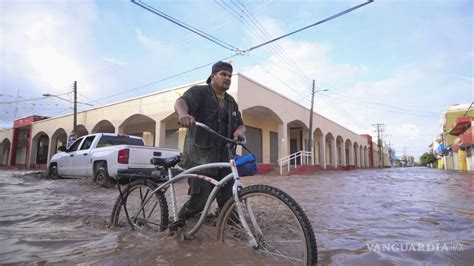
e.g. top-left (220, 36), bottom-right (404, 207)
top-left (89, 54), bottom-right (238, 104)
top-left (134, 0), bottom-right (374, 55)
top-left (234, 0), bottom-right (309, 80)
top-left (131, 0), bottom-right (239, 52)
top-left (244, 0), bottom-right (374, 53)
top-left (225, 0), bottom-right (310, 85)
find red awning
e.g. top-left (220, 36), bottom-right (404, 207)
top-left (448, 116), bottom-right (472, 135)
top-left (456, 125), bottom-right (473, 147)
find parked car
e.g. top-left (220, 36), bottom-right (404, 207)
top-left (48, 133), bottom-right (180, 187)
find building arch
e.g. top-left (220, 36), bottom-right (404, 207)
top-left (313, 128), bottom-right (324, 166)
top-left (325, 132), bottom-right (336, 168)
top-left (91, 120), bottom-right (115, 134)
top-left (345, 139), bottom-right (353, 166)
top-left (287, 119), bottom-right (308, 154)
top-left (364, 146), bottom-right (368, 168)
top-left (0, 138), bottom-right (11, 165)
top-left (243, 106), bottom-right (284, 163)
top-left (50, 128), bottom-right (67, 158)
top-left (76, 124), bottom-right (89, 138)
top-left (119, 114), bottom-right (156, 146)
top-left (336, 135), bottom-right (345, 167)
top-left (30, 132), bottom-right (49, 167)
top-left (353, 142), bottom-right (360, 167)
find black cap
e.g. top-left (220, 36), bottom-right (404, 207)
top-left (206, 61), bottom-right (233, 84)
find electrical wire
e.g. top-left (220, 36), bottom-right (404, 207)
top-left (223, 0), bottom-right (309, 86)
top-left (89, 54), bottom-right (238, 104)
top-left (234, 0), bottom-right (310, 81)
top-left (243, 0), bottom-right (374, 53)
top-left (134, 0), bottom-right (374, 55)
top-left (132, 0), bottom-right (239, 52)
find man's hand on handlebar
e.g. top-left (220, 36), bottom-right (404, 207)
top-left (233, 126), bottom-right (246, 140)
top-left (178, 114), bottom-right (196, 128)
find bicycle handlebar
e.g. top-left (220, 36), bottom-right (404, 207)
top-left (194, 122), bottom-right (247, 146)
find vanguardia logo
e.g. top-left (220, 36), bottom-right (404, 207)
top-left (366, 242), bottom-right (464, 252)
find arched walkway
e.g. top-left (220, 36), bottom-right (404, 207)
top-left (336, 135), bottom-right (345, 167)
top-left (76, 125), bottom-right (89, 138)
top-left (50, 128), bottom-right (67, 159)
top-left (345, 139), bottom-right (353, 166)
top-left (119, 114), bottom-right (156, 146)
top-left (313, 128), bottom-right (324, 167)
top-left (0, 138), bottom-right (11, 165)
top-left (91, 120), bottom-right (115, 134)
top-left (325, 132), bottom-right (336, 168)
top-left (30, 132), bottom-right (49, 166)
top-left (353, 142), bottom-right (360, 168)
top-left (242, 106), bottom-right (283, 163)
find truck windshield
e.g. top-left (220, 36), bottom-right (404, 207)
top-left (96, 135), bottom-right (145, 148)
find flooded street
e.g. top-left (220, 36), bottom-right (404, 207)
top-left (0, 167), bottom-right (473, 265)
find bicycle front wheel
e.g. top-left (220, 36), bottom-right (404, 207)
top-left (216, 185), bottom-right (317, 265)
top-left (110, 179), bottom-right (169, 232)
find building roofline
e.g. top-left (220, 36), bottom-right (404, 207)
top-left (236, 72), bottom-right (365, 137)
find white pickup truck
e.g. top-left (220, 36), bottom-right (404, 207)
top-left (48, 133), bottom-right (180, 187)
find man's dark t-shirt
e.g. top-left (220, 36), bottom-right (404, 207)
top-left (179, 84), bottom-right (243, 176)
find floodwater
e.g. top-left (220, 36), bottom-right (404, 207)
top-left (0, 167), bottom-right (473, 265)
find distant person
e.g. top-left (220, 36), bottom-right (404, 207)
top-left (173, 61), bottom-right (246, 229)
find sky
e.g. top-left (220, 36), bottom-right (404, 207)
top-left (0, 0), bottom-right (473, 160)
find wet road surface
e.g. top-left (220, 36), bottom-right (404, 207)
top-left (0, 167), bottom-right (473, 265)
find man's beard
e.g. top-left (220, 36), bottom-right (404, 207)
top-left (222, 82), bottom-right (231, 90)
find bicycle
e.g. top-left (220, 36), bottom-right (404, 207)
top-left (110, 122), bottom-right (318, 265)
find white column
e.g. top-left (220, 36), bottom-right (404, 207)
top-left (278, 123), bottom-right (288, 160)
top-left (155, 121), bottom-right (166, 147)
top-left (332, 139), bottom-right (337, 168)
top-left (341, 140), bottom-right (346, 167)
top-left (320, 135), bottom-right (326, 169)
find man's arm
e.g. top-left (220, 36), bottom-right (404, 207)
top-left (175, 98), bottom-right (195, 127)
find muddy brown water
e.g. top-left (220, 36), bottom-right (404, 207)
top-left (0, 167), bottom-right (473, 265)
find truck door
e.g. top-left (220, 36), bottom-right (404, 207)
top-left (70, 135), bottom-right (96, 177)
top-left (60, 137), bottom-right (84, 176)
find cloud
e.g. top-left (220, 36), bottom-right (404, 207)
top-left (1, 1), bottom-right (99, 95)
top-left (136, 29), bottom-right (173, 55)
top-left (389, 124), bottom-right (420, 138)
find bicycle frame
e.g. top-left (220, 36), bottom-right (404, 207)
top-left (128, 159), bottom-right (260, 247)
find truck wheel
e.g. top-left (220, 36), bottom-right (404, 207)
top-left (95, 167), bottom-right (113, 188)
top-left (49, 165), bottom-right (60, 179)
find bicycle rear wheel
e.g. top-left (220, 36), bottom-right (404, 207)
top-left (216, 185), bottom-right (317, 265)
top-left (110, 179), bottom-right (169, 232)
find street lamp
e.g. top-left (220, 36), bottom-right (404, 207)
top-left (43, 81), bottom-right (93, 146)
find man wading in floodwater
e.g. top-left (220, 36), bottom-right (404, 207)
top-left (172, 61), bottom-right (246, 230)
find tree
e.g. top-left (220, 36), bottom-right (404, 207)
top-left (420, 152), bottom-right (436, 166)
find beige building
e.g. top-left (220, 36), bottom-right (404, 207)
top-left (0, 73), bottom-right (377, 172)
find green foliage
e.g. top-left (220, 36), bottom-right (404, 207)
top-left (420, 152), bottom-right (436, 166)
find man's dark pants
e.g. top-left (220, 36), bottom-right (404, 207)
top-left (177, 168), bottom-right (233, 221)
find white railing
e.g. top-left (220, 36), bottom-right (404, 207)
top-left (277, 151), bottom-right (313, 175)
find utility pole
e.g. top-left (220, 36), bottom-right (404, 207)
top-left (73, 81), bottom-right (77, 134)
top-left (13, 88), bottom-right (20, 121)
top-left (372, 123), bottom-right (385, 168)
top-left (308, 79), bottom-right (315, 153)
top-left (307, 80), bottom-right (328, 165)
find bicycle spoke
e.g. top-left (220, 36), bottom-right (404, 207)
top-left (111, 180), bottom-right (168, 233)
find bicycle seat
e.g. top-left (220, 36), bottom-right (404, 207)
top-left (150, 156), bottom-right (181, 168)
